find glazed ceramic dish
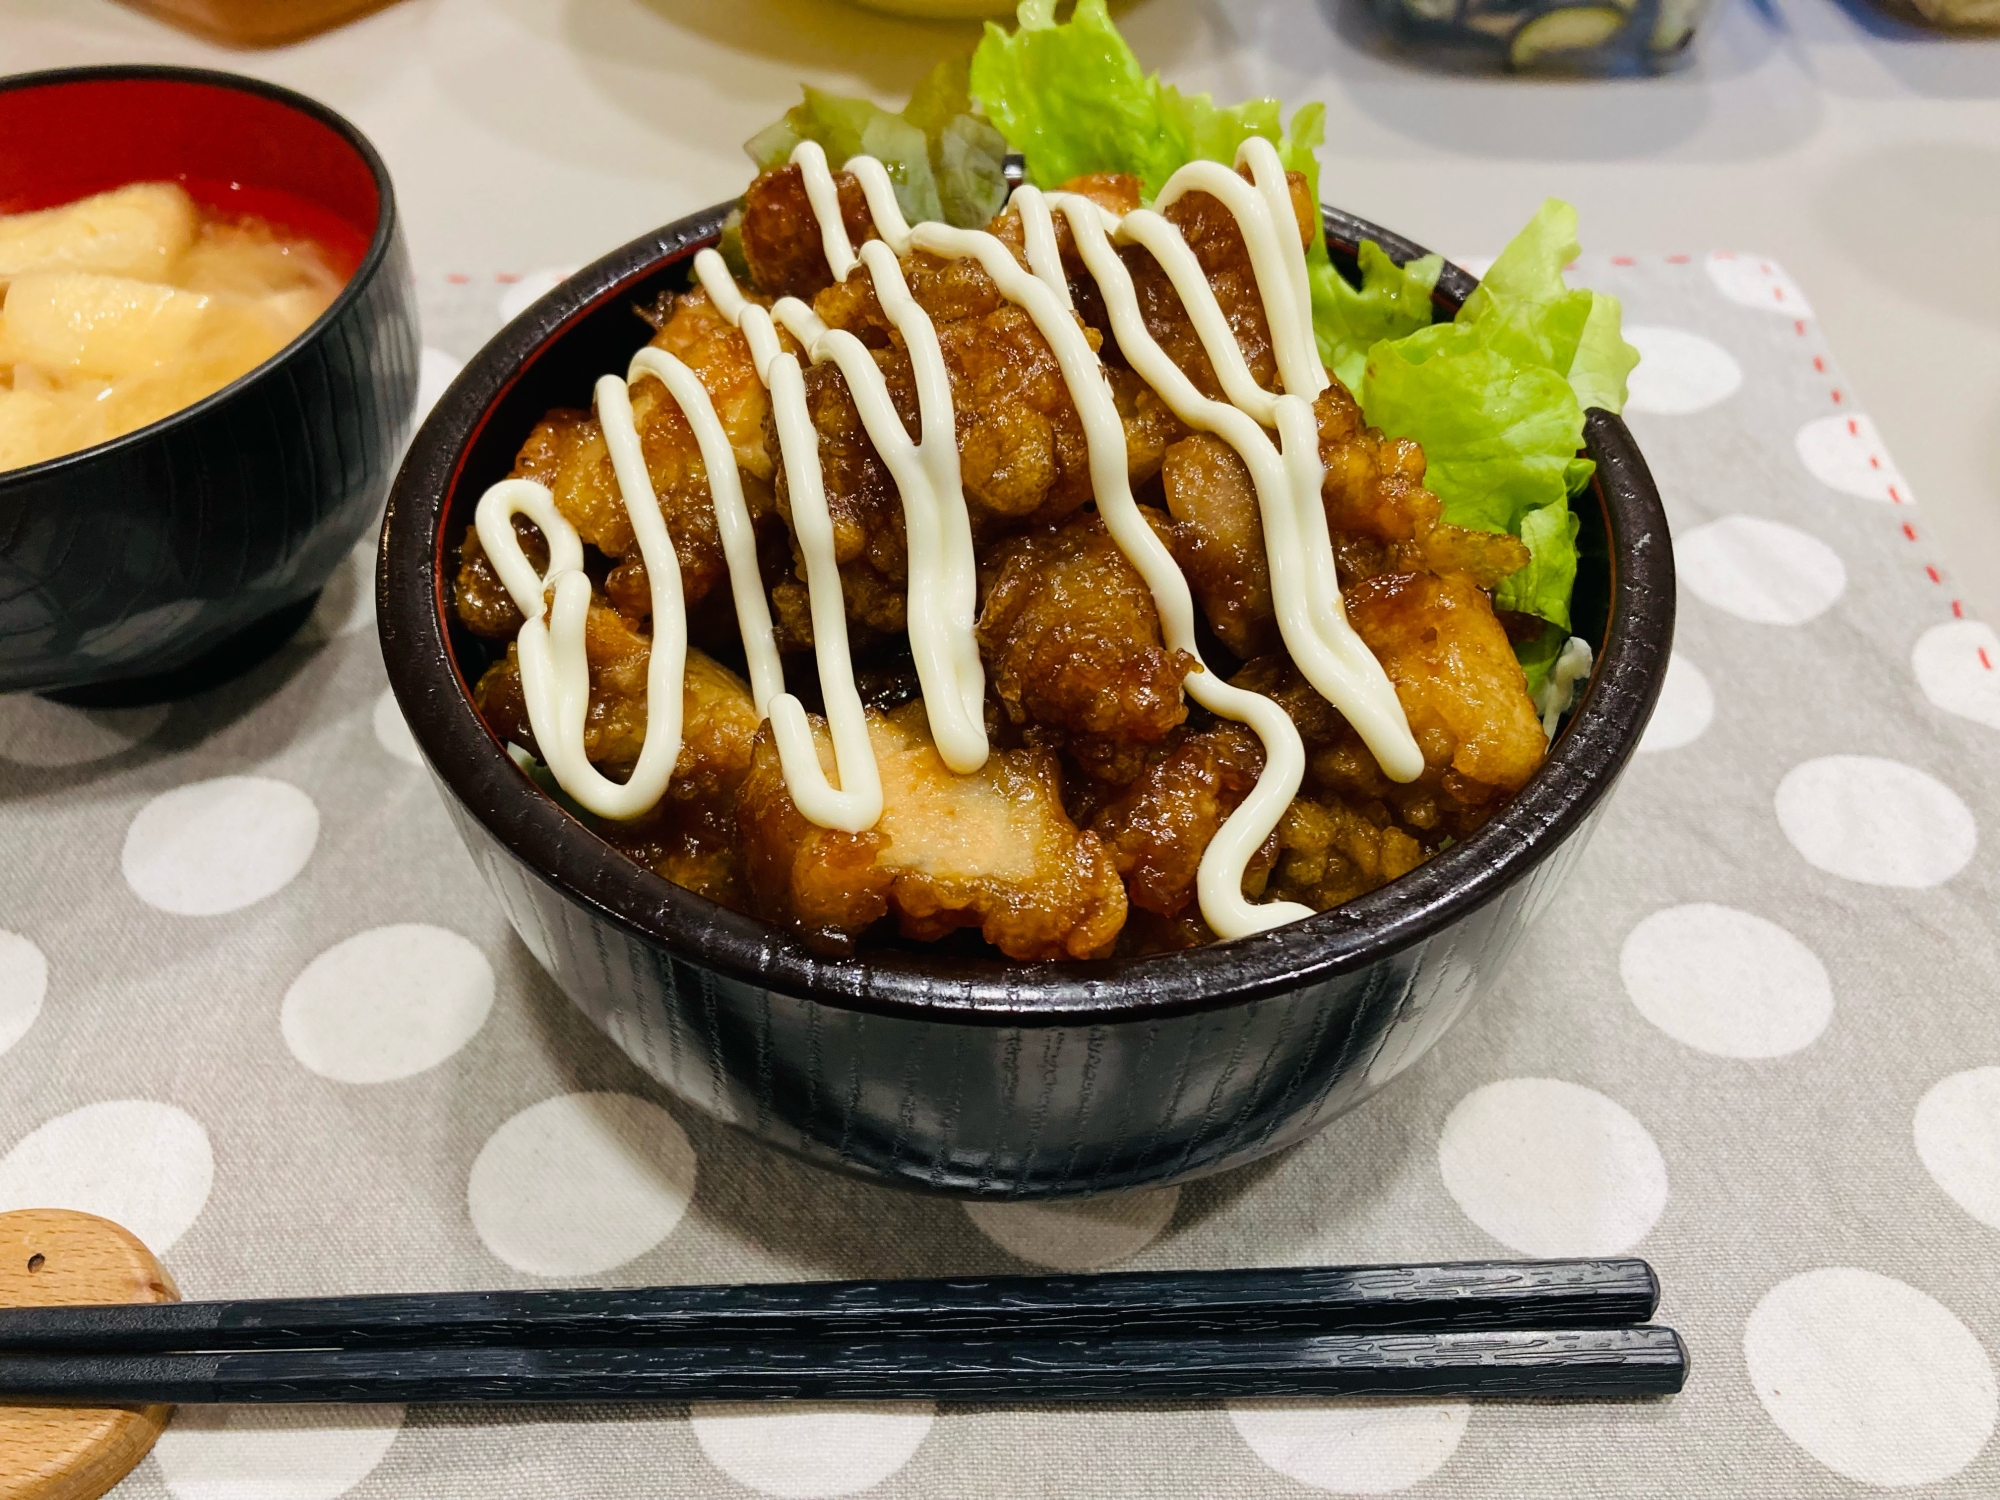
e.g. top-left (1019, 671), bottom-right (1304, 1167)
top-left (380, 201), bottom-right (1672, 1198)
top-left (0, 66), bottom-right (419, 699)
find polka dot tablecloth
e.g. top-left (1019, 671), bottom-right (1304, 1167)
top-left (1, 252), bottom-right (1996, 1498)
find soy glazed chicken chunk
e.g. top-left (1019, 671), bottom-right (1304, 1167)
top-left (736, 701), bottom-right (1128, 960)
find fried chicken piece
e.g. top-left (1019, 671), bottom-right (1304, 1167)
top-left (1218, 653), bottom-right (1432, 908)
top-left (473, 642), bottom-right (532, 748)
top-left (471, 600), bottom-right (761, 789)
top-left (774, 355), bottom-right (911, 647)
top-left (474, 632), bottom-right (759, 908)
top-left (498, 388), bottom-right (729, 619)
top-left (1111, 364), bottom-right (1180, 488)
top-left (1160, 433), bottom-right (1278, 659)
top-left (596, 791), bottom-right (747, 911)
top-left (1263, 792), bottom-right (1426, 912)
top-left (454, 517), bottom-right (548, 640)
top-left (977, 509), bottom-right (1191, 784)
top-left (909, 252), bottom-right (1098, 523)
top-left (740, 163), bottom-right (875, 303)
top-left (1344, 569), bottom-right (1545, 801)
top-left (1156, 384), bottom-right (1534, 662)
top-left (1126, 168), bottom-right (1316, 402)
top-left (807, 244), bottom-right (1179, 529)
top-left (737, 702), bottom-right (1127, 959)
top-left (1316, 381), bottom-right (1528, 590)
top-left (1230, 654), bottom-right (1440, 845)
top-left (1056, 173), bottom-right (1144, 217)
top-left (653, 286), bottom-right (774, 482)
top-left (1089, 723), bottom-right (1265, 917)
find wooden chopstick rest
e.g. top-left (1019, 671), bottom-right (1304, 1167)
top-left (0, 1210), bottom-right (179, 1500)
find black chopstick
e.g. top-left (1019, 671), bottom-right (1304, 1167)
top-left (0, 1326), bottom-right (1687, 1404)
top-left (0, 1260), bottom-right (1657, 1354)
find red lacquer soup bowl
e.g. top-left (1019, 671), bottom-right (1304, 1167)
top-left (0, 66), bottom-right (418, 699)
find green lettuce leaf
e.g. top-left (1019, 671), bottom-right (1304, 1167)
top-left (744, 59), bottom-right (1007, 231)
top-left (1353, 199), bottom-right (1637, 631)
top-left (1458, 198), bottom-right (1638, 415)
top-left (902, 57), bottom-right (1011, 230)
top-left (1514, 620), bottom-right (1569, 698)
top-left (747, 86), bottom-right (942, 227)
top-left (968, 0), bottom-right (1178, 195)
top-left (1313, 240), bottom-right (1440, 394)
top-left (1499, 501), bottom-right (1582, 627)
top-left (1360, 321), bottom-right (1586, 631)
top-left (969, 1), bottom-right (1326, 205)
top-left (1570, 286), bottom-right (1640, 414)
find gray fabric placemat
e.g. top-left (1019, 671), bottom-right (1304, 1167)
top-left (0, 252), bottom-right (1994, 1499)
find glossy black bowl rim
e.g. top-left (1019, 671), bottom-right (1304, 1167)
top-left (0, 64), bottom-right (399, 489)
top-left (382, 199), bottom-right (1672, 1026)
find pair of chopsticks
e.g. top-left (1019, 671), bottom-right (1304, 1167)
top-left (0, 1259), bottom-right (1686, 1404)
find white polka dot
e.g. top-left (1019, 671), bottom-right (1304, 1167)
top-left (1676, 516), bottom-right (1845, 626)
top-left (414, 346), bottom-right (463, 426)
top-left (1706, 252), bottom-right (1814, 316)
top-left (0, 1100), bottom-right (212, 1252)
top-left (689, 1403), bottom-right (933, 1499)
top-left (371, 688), bottom-right (423, 767)
top-left (1620, 904), bottom-right (1832, 1058)
top-left (497, 266), bottom-right (579, 325)
top-left (468, 1092), bottom-right (695, 1276)
top-left (123, 776), bottom-right (319, 916)
top-left (1913, 620), bottom-right (2000, 732)
top-left (305, 538), bottom-right (375, 642)
top-left (1228, 1400), bottom-right (1471, 1494)
top-left (1438, 1079), bottom-right (1667, 1257)
top-left (1794, 412), bottom-right (1915, 504)
top-left (0, 930), bottom-right (46, 1057)
top-left (1914, 1068), bottom-right (2000, 1229)
top-left (1745, 1268), bottom-right (1996, 1487)
top-left (283, 925), bottom-right (493, 1084)
top-left (0, 695), bottom-right (168, 767)
top-left (1621, 326), bottom-right (1742, 415)
top-left (1636, 652), bottom-right (1714, 753)
top-left (154, 1405), bottom-right (404, 1500)
top-left (1775, 755), bottom-right (1976, 888)
top-left (963, 1187), bottom-right (1179, 1270)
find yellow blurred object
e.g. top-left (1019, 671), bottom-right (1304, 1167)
top-left (116, 0), bottom-right (403, 46)
top-left (0, 183), bottom-right (342, 473)
top-left (844, 0), bottom-right (1018, 16)
top-left (1888, 0), bottom-right (2000, 25)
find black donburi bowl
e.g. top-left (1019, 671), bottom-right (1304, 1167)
top-left (0, 66), bottom-right (419, 699)
top-left (381, 200), bottom-right (1672, 1199)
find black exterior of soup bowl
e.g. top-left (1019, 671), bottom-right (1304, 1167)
top-left (381, 200), bottom-right (1672, 1198)
top-left (0, 66), bottom-right (419, 697)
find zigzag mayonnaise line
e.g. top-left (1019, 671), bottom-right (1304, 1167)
top-left (692, 253), bottom-right (883, 832)
top-left (1052, 182), bottom-right (1424, 784)
top-left (474, 136), bottom-right (1424, 938)
top-left (784, 142), bottom-right (990, 776)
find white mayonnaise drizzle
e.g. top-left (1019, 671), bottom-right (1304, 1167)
top-left (1053, 197), bottom-right (1423, 785)
top-left (781, 142), bottom-right (990, 776)
top-left (473, 135), bottom-right (1425, 939)
top-left (691, 251), bottom-right (882, 832)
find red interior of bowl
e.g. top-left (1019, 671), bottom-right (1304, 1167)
top-left (0, 75), bottom-right (377, 275)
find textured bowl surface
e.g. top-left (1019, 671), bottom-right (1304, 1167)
top-left (0, 66), bottom-right (420, 695)
top-left (382, 201), bottom-right (1672, 1197)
